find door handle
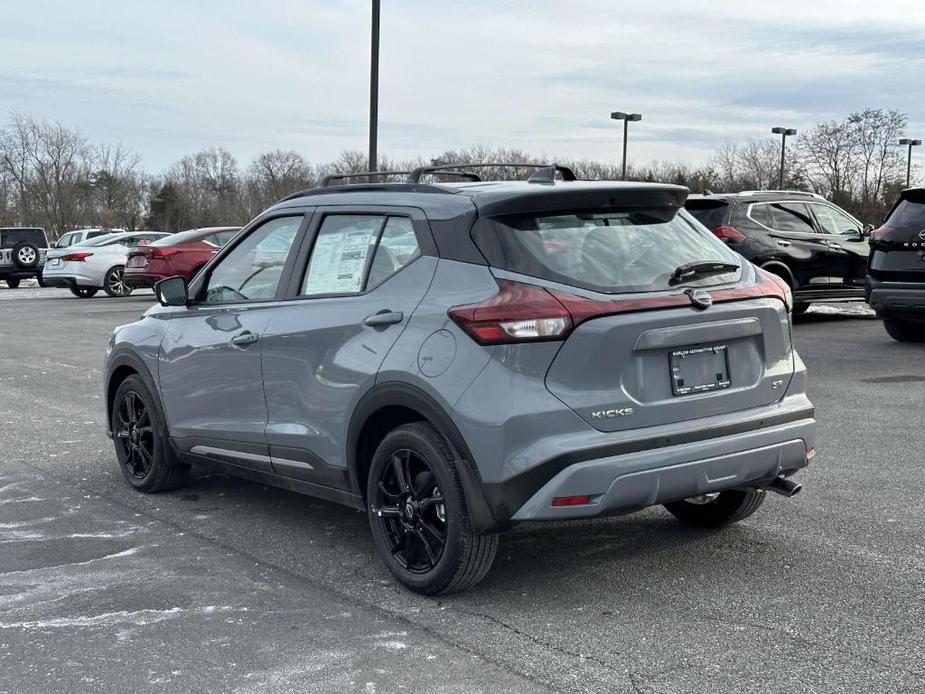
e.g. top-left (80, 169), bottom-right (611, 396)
top-left (776, 239), bottom-right (792, 247)
top-left (826, 241), bottom-right (843, 249)
top-left (363, 310), bottom-right (404, 327)
top-left (230, 331), bottom-right (259, 348)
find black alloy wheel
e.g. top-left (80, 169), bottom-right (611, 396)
top-left (373, 448), bottom-right (447, 574)
top-left (114, 390), bottom-right (155, 479)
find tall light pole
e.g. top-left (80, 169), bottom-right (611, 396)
top-left (771, 127), bottom-right (796, 189)
top-left (898, 138), bottom-right (921, 188)
top-left (368, 0), bottom-right (380, 176)
top-left (610, 111), bottom-right (642, 180)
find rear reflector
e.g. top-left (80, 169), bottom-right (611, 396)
top-left (61, 252), bottom-right (93, 261)
top-left (551, 495), bottom-right (592, 507)
top-left (448, 274), bottom-right (791, 345)
top-left (806, 447), bottom-right (815, 461)
top-left (711, 225), bottom-right (746, 241)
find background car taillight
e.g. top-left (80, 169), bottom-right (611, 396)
top-left (61, 251), bottom-right (93, 261)
top-left (870, 226), bottom-right (891, 242)
top-left (447, 282), bottom-right (573, 344)
top-left (150, 248), bottom-right (179, 259)
top-left (710, 225), bottom-right (746, 242)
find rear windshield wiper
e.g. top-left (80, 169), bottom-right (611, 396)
top-left (669, 260), bottom-right (740, 286)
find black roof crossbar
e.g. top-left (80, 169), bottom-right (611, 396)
top-left (406, 162), bottom-right (577, 184)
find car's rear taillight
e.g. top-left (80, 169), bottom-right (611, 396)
top-left (61, 252), bottom-right (93, 261)
top-left (710, 225), bottom-right (746, 241)
top-left (150, 248), bottom-right (179, 259)
top-left (870, 226), bottom-right (890, 242)
top-left (449, 274), bottom-right (791, 346)
top-left (448, 281), bottom-right (573, 345)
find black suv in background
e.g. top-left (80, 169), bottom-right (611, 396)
top-left (686, 191), bottom-right (872, 313)
top-left (866, 188), bottom-right (925, 341)
top-left (0, 227), bottom-right (50, 288)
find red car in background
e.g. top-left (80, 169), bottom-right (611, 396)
top-left (124, 226), bottom-right (239, 288)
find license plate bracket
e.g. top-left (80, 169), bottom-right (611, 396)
top-left (670, 344), bottom-right (731, 396)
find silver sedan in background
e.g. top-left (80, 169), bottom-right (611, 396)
top-left (43, 231), bottom-right (170, 297)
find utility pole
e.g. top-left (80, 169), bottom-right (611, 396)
top-left (368, 0), bottom-right (380, 178)
top-left (771, 127), bottom-right (797, 189)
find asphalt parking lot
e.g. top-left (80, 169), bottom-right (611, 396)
top-left (1, 288), bottom-right (923, 694)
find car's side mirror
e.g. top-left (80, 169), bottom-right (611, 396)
top-left (154, 276), bottom-right (189, 307)
top-left (861, 224), bottom-right (874, 238)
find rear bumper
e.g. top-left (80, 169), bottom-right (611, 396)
top-left (482, 396), bottom-right (815, 523)
top-left (866, 278), bottom-right (925, 320)
top-left (41, 275), bottom-right (77, 288)
top-left (123, 272), bottom-right (161, 288)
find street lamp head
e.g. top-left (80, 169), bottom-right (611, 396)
top-left (899, 138), bottom-right (912, 145)
top-left (611, 112), bottom-right (642, 121)
top-left (785, 128), bottom-right (797, 136)
top-left (913, 139), bottom-right (922, 146)
top-left (771, 127), bottom-right (785, 134)
top-left (772, 127), bottom-right (796, 135)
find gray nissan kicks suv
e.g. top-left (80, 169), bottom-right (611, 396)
top-left (104, 165), bottom-right (816, 594)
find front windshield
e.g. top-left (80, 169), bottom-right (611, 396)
top-left (475, 207), bottom-right (741, 294)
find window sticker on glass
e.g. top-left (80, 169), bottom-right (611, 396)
top-left (302, 215), bottom-right (383, 296)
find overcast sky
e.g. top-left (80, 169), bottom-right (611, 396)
top-left (2, 0), bottom-right (924, 172)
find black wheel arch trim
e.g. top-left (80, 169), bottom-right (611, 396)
top-left (347, 381), bottom-right (503, 534)
top-left (759, 260), bottom-right (796, 289)
top-left (105, 350), bottom-right (159, 438)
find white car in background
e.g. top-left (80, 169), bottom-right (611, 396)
top-left (43, 231), bottom-right (169, 297)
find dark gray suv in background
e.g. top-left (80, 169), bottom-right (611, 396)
top-left (104, 164), bottom-right (816, 594)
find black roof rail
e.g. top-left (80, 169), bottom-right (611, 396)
top-left (406, 162), bottom-right (577, 184)
top-left (319, 171), bottom-right (410, 187)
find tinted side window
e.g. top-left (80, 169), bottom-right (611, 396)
top-left (88, 231), bottom-right (106, 239)
top-left (749, 203), bottom-right (772, 227)
top-left (367, 217), bottom-right (420, 289)
top-left (812, 204), bottom-right (860, 236)
top-left (301, 215), bottom-right (384, 296)
top-left (769, 202), bottom-right (815, 233)
top-left (205, 216), bottom-right (303, 304)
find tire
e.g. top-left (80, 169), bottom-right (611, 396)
top-left (103, 265), bottom-right (132, 297)
top-left (111, 374), bottom-right (189, 493)
top-left (11, 241), bottom-right (39, 269)
top-left (5, 277), bottom-right (20, 289)
top-left (36, 273), bottom-right (47, 287)
top-left (69, 286), bottom-right (99, 298)
top-left (664, 488), bottom-right (766, 528)
top-left (883, 318), bottom-right (925, 342)
top-left (792, 303), bottom-right (810, 315)
top-left (367, 422), bottom-right (498, 595)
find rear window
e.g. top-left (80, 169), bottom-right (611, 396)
top-left (152, 230), bottom-right (201, 246)
top-left (473, 208), bottom-right (741, 294)
top-left (886, 196), bottom-right (925, 228)
top-left (684, 200), bottom-right (730, 230)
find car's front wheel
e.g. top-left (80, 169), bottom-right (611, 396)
top-left (663, 488), bottom-right (766, 528)
top-left (112, 375), bottom-right (189, 493)
top-left (367, 422), bottom-right (498, 595)
top-left (883, 318), bottom-right (925, 342)
top-left (104, 266), bottom-right (132, 297)
top-left (5, 277), bottom-right (20, 289)
top-left (70, 286), bottom-right (99, 298)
